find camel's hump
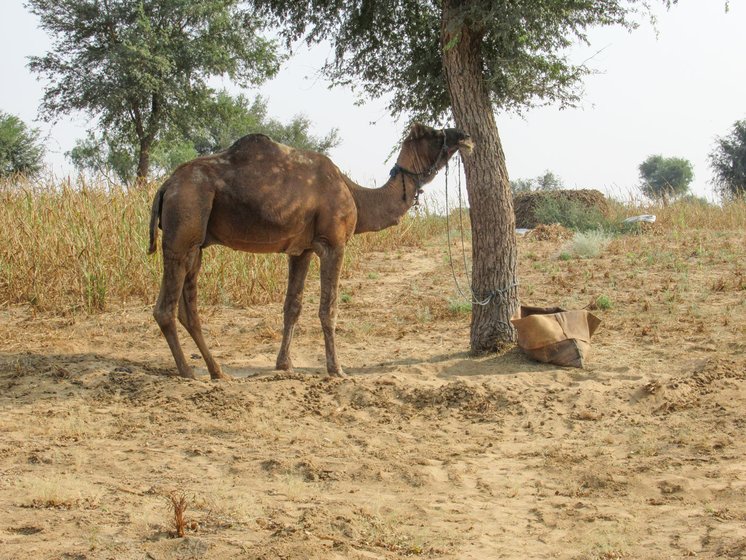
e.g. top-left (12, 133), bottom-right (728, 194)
top-left (226, 133), bottom-right (275, 154)
top-left (225, 133), bottom-right (322, 167)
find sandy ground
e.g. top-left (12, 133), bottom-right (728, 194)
top-left (1, 227), bottom-right (745, 559)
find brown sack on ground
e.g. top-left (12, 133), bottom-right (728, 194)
top-left (511, 306), bottom-right (601, 368)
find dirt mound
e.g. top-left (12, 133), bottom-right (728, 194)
top-left (401, 381), bottom-right (513, 420)
top-left (514, 189), bottom-right (609, 228)
top-left (527, 223), bottom-right (573, 241)
top-left (640, 357), bottom-right (746, 414)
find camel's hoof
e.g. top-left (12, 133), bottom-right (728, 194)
top-left (275, 360), bottom-right (293, 372)
top-left (210, 371), bottom-right (232, 382)
top-left (326, 369), bottom-right (346, 378)
top-left (178, 370), bottom-right (198, 380)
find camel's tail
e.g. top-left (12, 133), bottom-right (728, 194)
top-left (148, 187), bottom-right (165, 255)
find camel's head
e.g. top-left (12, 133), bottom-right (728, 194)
top-left (406, 123), bottom-right (473, 158)
top-left (400, 124), bottom-right (474, 182)
top-left (391, 124), bottom-right (474, 202)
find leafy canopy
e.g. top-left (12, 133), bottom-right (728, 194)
top-left (638, 154), bottom-right (693, 202)
top-left (709, 119), bottom-right (746, 200)
top-left (188, 92), bottom-right (340, 157)
top-left (0, 112), bottom-right (45, 177)
top-left (27, 0), bottom-right (281, 180)
top-left (253, 0), bottom-right (662, 121)
top-left (69, 92), bottom-right (340, 183)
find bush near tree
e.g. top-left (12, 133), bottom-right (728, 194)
top-left (0, 111), bottom-right (45, 177)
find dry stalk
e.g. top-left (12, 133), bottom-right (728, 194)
top-left (169, 492), bottom-right (188, 538)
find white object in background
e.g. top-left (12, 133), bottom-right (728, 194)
top-left (623, 214), bottom-right (656, 224)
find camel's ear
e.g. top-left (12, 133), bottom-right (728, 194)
top-left (408, 123), bottom-right (431, 140)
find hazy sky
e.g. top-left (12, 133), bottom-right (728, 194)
top-left (1, 2), bottom-right (744, 203)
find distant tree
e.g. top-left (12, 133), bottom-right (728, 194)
top-left (535, 171), bottom-right (564, 191)
top-left (186, 92), bottom-right (340, 158)
top-left (709, 119), bottom-right (746, 200)
top-left (510, 178), bottom-right (534, 195)
top-left (510, 170), bottom-right (563, 195)
top-left (638, 155), bottom-right (693, 204)
top-left (27, 0), bottom-right (280, 183)
top-left (0, 112), bottom-right (45, 177)
top-left (69, 93), bottom-right (340, 182)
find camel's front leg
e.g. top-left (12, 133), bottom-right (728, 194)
top-left (317, 244), bottom-right (345, 376)
top-left (276, 250), bottom-right (313, 371)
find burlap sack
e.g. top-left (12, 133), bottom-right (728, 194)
top-left (511, 306), bottom-right (601, 368)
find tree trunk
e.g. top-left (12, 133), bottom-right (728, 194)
top-left (441, 1), bottom-right (519, 352)
top-left (136, 138), bottom-right (151, 184)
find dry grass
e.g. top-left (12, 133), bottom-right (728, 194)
top-left (1, 175), bottom-right (744, 316)
top-left (607, 196), bottom-right (746, 231)
top-left (0, 176), bottom-right (448, 314)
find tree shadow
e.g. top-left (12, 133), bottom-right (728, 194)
top-left (344, 346), bottom-right (560, 379)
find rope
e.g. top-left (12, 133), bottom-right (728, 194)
top-left (444, 156), bottom-right (519, 307)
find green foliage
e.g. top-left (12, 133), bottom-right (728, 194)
top-left (448, 298), bottom-right (472, 315)
top-left (68, 92), bottom-right (340, 182)
top-left (533, 196), bottom-right (607, 232)
top-left (28, 0), bottom-right (281, 181)
top-left (253, 0), bottom-right (653, 121)
top-left (187, 92), bottom-right (340, 157)
top-left (0, 112), bottom-right (45, 177)
top-left (638, 155), bottom-right (694, 203)
top-left (595, 295), bottom-right (613, 310)
top-left (511, 170), bottom-right (563, 195)
top-left (709, 119), bottom-right (746, 200)
top-left (68, 130), bottom-right (139, 184)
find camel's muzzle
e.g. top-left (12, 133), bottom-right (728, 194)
top-left (457, 136), bottom-right (474, 155)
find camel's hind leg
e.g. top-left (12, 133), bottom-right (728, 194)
top-left (178, 248), bottom-right (229, 380)
top-left (154, 252), bottom-right (195, 379)
top-left (276, 249), bottom-right (314, 371)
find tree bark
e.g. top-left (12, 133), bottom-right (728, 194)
top-left (136, 138), bottom-right (151, 184)
top-left (441, 0), bottom-right (519, 352)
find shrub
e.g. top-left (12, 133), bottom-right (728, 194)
top-left (595, 295), bottom-right (613, 310)
top-left (533, 195), bottom-right (608, 232)
top-left (566, 230), bottom-right (612, 259)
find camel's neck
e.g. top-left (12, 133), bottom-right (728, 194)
top-left (345, 173), bottom-right (419, 234)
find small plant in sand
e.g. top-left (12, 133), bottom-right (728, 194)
top-left (169, 492), bottom-right (189, 538)
top-left (448, 298), bottom-right (472, 315)
top-left (596, 295), bottom-right (613, 310)
top-left (564, 230), bottom-right (613, 259)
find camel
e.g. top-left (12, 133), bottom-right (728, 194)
top-left (148, 123), bottom-right (473, 380)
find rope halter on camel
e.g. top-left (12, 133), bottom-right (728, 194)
top-left (389, 129), bottom-right (450, 206)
